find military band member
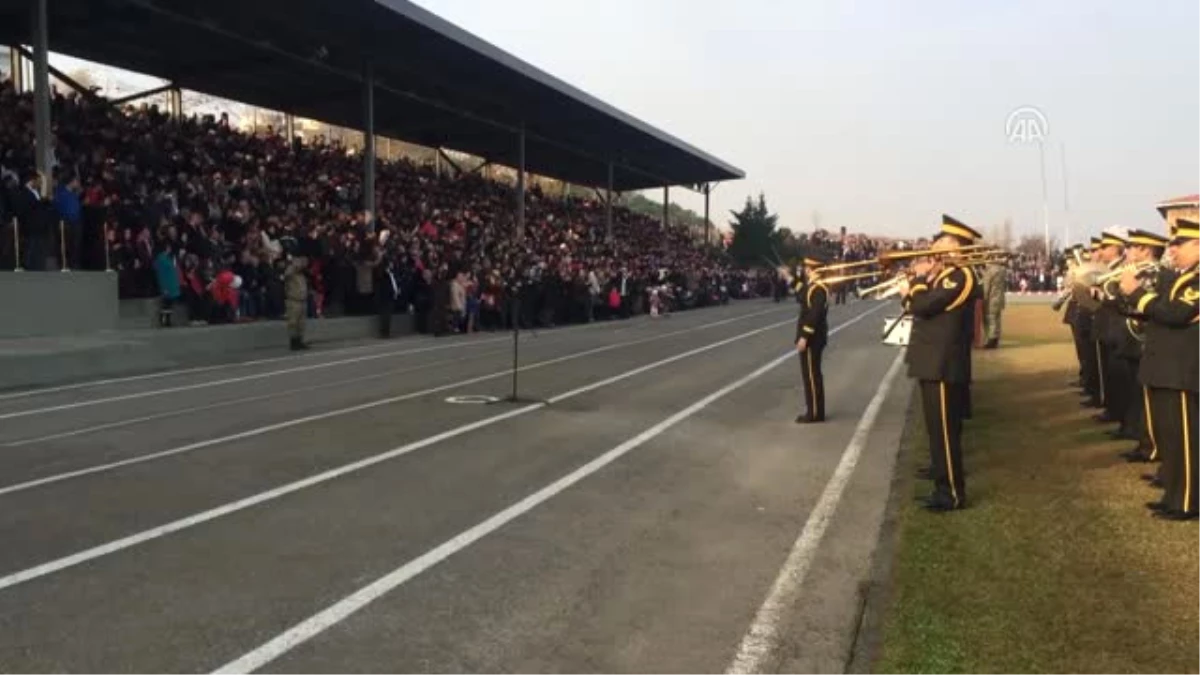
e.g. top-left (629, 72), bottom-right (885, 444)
top-left (1111, 230), bottom-right (1169, 462)
top-left (1119, 218), bottom-right (1199, 521)
top-left (1090, 230), bottom-right (1127, 421)
top-left (1061, 245), bottom-right (1089, 388)
top-left (1078, 238), bottom-right (1105, 408)
top-left (791, 257), bottom-right (829, 424)
top-left (898, 218), bottom-right (979, 512)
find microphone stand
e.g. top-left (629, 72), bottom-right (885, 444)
top-left (492, 277), bottom-right (550, 406)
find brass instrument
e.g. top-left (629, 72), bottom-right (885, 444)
top-left (876, 244), bottom-right (999, 265)
top-left (811, 258), bottom-right (879, 274)
top-left (815, 270), bottom-right (881, 286)
top-left (857, 271), bottom-right (911, 299)
top-left (1095, 261), bottom-right (1159, 284)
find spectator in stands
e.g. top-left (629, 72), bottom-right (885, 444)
top-left (152, 243), bottom-right (180, 327)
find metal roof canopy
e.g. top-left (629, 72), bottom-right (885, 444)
top-left (0, 0), bottom-right (744, 192)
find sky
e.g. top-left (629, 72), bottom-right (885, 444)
top-left (17, 1), bottom-right (1197, 243)
top-left (409, 0), bottom-right (1198, 242)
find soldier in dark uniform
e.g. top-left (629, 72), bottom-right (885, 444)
top-left (898, 218), bottom-right (980, 512)
top-left (1061, 245), bottom-right (1089, 389)
top-left (1078, 239), bottom-right (1105, 408)
top-left (1090, 231), bottom-right (1127, 422)
top-left (1112, 230), bottom-right (1168, 462)
top-left (1119, 218), bottom-right (1199, 521)
top-left (943, 215), bottom-right (982, 420)
top-left (781, 258), bottom-right (829, 424)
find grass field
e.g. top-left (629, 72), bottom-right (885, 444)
top-left (873, 304), bottom-right (1199, 674)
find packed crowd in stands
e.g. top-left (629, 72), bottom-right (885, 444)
top-left (0, 79), bottom-right (1068, 335)
top-left (0, 80), bottom-right (765, 334)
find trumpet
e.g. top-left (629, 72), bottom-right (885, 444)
top-left (857, 273), bottom-right (909, 299)
top-left (1095, 261), bottom-right (1159, 283)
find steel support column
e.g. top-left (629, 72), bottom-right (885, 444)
top-left (32, 0), bottom-right (52, 196)
top-left (168, 86), bottom-right (182, 119)
top-left (662, 186), bottom-right (669, 231)
top-left (516, 126), bottom-right (526, 242)
top-left (703, 183), bottom-right (711, 246)
top-left (362, 62), bottom-right (376, 231)
top-left (605, 162), bottom-right (614, 242)
top-left (284, 114), bottom-right (295, 145)
top-left (8, 46), bottom-right (25, 92)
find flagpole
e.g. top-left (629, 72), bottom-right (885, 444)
top-left (1039, 140), bottom-right (1050, 257)
top-left (1060, 142), bottom-right (1070, 247)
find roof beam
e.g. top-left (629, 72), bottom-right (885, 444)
top-left (119, 0), bottom-right (697, 190)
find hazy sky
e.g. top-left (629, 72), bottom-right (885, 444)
top-left (412, 0), bottom-right (1198, 242)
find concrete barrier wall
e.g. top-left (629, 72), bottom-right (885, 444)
top-left (0, 313), bottom-right (411, 391)
top-left (0, 271), bottom-right (119, 337)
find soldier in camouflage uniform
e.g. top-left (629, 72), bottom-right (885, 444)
top-left (284, 252), bottom-right (310, 351)
top-left (981, 260), bottom-right (1008, 349)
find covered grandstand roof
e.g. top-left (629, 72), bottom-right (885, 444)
top-left (0, 0), bottom-right (744, 192)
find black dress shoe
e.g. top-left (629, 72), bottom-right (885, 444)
top-left (1153, 510), bottom-right (1199, 521)
top-left (795, 415), bottom-right (818, 424)
top-left (1150, 478), bottom-right (1164, 488)
top-left (1140, 473), bottom-right (1157, 482)
top-left (923, 498), bottom-right (966, 513)
top-left (1145, 501), bottom-right (1167, 512)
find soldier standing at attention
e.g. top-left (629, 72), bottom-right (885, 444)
top-left (1115, 229), bottom-right (1169, 464)
top-left (795, 257), bottom-right (830, 424)
top-left (1092, 228), bottom-right (1129, 426)
top-left (981, 257), bottom-right (1008, 349)
top-left (284, 242), bottom-right (311, 351)
top-left (780, 258), bottom-right (829, 424)
top-left (1120, 218), bottom-right (1198, 521)
top-left (898, 218), bottom-right (979, 512)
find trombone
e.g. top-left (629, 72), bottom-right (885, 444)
top-left (857, 249), bottom-right (1009, 299)
top-left (876, 243), bottom-right (999, 265)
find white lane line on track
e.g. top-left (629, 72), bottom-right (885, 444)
top-left (0, 302), bottom-right (761, 403)
top-left (209, 303), bottom-right (887, 674)
top-left (0, 304), bottom-right (882, 597)
top-left (1, 346), bottom-right (511, 447)
top-left (0, 332), bottom-right (509, 402)
top-left (0, 305), bottom-right (796, 496)
top-left (0, 305), bottom-right (785, 420)
top-left (0, 338), bottom-right (510, 419)
top-left (725, 349), bottom-right (906, 675)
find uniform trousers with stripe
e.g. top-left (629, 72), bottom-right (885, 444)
top-left (1150, 388), bottom-right (1199, 514)
top-left (798, 344), bottom-right (825, 421)
top-left (1137, 383), bottom-right (1158, 460)
top-left (920, 379), bottom-right (966, 506)
top-left (1093, 340), bottom-right (1108, 406)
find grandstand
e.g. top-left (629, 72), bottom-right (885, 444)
top-left (0, 0), bottom-right (743, 339)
